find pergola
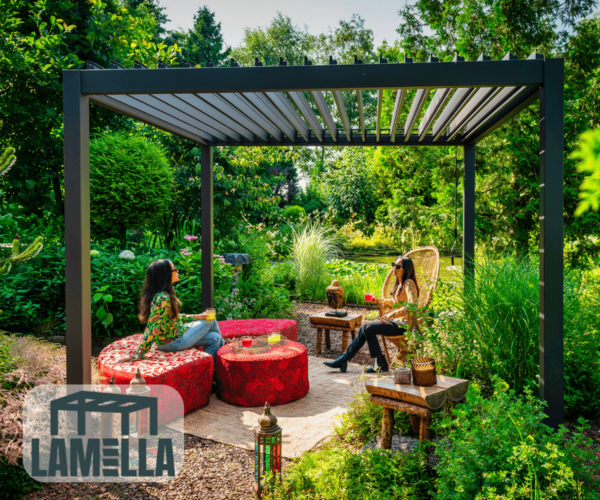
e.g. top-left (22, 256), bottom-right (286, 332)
top-left (63, 53), bottom-right (564, 426)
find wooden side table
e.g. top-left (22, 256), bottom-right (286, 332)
top-left (365, 375), bottom-right (468, 447)
top-left (308, 312), bottom-right (362, 354)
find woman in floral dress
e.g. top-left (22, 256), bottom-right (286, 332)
top-left (118, 259), bottom-right (224, 363)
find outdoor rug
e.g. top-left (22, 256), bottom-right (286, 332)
top-left (168, 356), bottom-right (369, 458)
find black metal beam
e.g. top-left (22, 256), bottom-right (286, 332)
top-left (356, 90), bottom-right (366, 142)
top-left (333, 91), bottom-right (352, 142)
top-left (81, 60), bottom-right (544, 95)
top-left (287, 91), bottom-right (324, 142)
top-left (539, 58), bottom-right (564, 429)
top-left (90, 95), bottom-right (208, 145)
top-left (195, 93), bottom-right (269, 142)
top-left (242, 92), bottom-right (297, 141)
top-left (463, 144), bottom-right (475, 281)
top-left (418, 87), bottom-right (452, 141)
top-left (63, 70), bottom-right (91, 385)
top-left (404, 89), bottom-right (430, 141)
top-left (310, 91), bottom-right (337, 141)
top-left (390, 89), bottom-right (406, 142)
top-left (432, 87), bottom-right (475, 141)
top-left (464, 86), bottom-right (540, 144)
top-left (265, 92), bottom-right (310, 141)
top-left (376, 90), bottom-right (383, 141)
top-left (174, 93), bottom-right (256, 141)
top-left (201, 144), bottom-right (214, 311)
top-left (107, 94), bottom-right (216, 141)
top-left (209, 133), bottom-right (466, 147)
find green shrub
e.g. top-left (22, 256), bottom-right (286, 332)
top-left (304, 199), bottom-right (323, 214)
top-left (264, 442), bottom-right (433, 500)
top-left (0, 459), bottom-right (41, 499)
top-left (90, 133), bottom-right (173, 246)
top-left (425, 255), bottom-right (600, 417)
top-left (434, 379), bottom-right (600, 499)
top-left (283, 205), bottom-right (307, 221)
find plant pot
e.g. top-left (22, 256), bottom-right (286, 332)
top-left (411, 357), bottom-right (437, 387)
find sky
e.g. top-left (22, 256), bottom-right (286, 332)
top-left (160, 0), bottom-right (409, 49)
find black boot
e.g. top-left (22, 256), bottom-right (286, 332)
top-left (365, 356), bottom-right (389, 374)
top-left (323, 354), bottom-right (348, 373)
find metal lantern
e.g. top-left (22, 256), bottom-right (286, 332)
top-left (254, 402), bottom-right (282, 498)
top-left (101, 376), bottom-right (122, 439)
top-left (126, 368), bottom-right (151, 441)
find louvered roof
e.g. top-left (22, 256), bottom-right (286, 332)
top-left (82, 52), bottom-right (545, 147)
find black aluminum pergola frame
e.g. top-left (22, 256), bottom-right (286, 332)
top-left (63, 53), bottom-right (564, 427)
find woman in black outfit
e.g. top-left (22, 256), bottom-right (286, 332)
top-left (324, 256), bottom-right (419, 373)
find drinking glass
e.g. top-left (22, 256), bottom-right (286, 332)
top-left (206, 308), bottom-right (216, 321)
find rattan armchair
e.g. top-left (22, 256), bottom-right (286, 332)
top-left (378, 246), bottom-right (440, 368)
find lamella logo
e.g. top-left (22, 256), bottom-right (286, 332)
top-left (23, 384), bottom-right (184, 482)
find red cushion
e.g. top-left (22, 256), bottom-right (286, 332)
top-left (219, 319), bottom-right (298, 343)
top-left (98, 334), bottom-right (213, 423)
top-left (216, 340), bottom-right (309, 407)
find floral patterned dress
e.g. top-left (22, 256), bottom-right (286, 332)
top-left (135, 292), bottom-right (194, 358)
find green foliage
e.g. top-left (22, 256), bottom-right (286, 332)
top-left (434, 379), bottom-right (600, 499)
top-left (0, 458), bottom-right (41, 499)
top-left (282, 205), bottom-right (306, 221)
top-left (180, 6), bottom-right (230, 66)
top-left (0, 0), bottom-right (180, 214)
top-left (425, 255), bottom-right (600, 417)
top-left (572, 128), bottom-right (600, 215)
top-left (290, 223), bottom-right (342, 298)
top-left (89, 132), bottom-right (173, 245)
top-left (264, 442), bottom-right (433, 500)
top-left (0, 335), bottom-right (18, 375)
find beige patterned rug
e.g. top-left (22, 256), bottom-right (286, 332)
top-left (168, 356), bottom-right (369, 458)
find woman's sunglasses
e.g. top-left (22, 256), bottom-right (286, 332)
top-left (391, 262), bottom-right (403, 270)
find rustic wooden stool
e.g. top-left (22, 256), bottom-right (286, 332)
top-left (365, 374), bottom-right (469, 446)
top-left (309, 312), bottom-right (362, 354)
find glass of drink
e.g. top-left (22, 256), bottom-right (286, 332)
top-left (242, 337), bottom-right (252, 348)
top-left (206, 308), bottom-right (216, 321)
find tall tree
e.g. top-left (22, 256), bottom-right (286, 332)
top-left (181, 6), bottom-right (230, 66)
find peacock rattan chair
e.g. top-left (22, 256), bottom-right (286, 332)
top-left (378, 246), bottom-right (440, 368)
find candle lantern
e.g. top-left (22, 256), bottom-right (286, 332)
top-left (101, 376), bottom-right (122, 439)
top-left (126, 368), bottom-right (151, 440)
top-left (254, 402), bottom-right (282, 498)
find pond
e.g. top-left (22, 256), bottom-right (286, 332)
top-left (344, 254), bottom-right (463, 283)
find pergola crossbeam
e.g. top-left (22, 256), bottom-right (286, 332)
top-left (265, 92), bottom-right (311, 141)
top-left (446, 87), bottom-right (501, 140)
top-left (390, 89), bottom-right (406, 142)
top-left (418, 88), bottom-right (452, 141)
top-left (242, 93), bottom-right (297, 141)
top-left (431, 87), bottom-right (475, 141)
top-left (404, 89), bottom-right (430, 142)
top-left (356, 90), bottom-right (366, 142)
top-left (220, 93), bottom-right (283, 141)
top-left (287, 91), bottom-right (324, 142)
top-left (333, 91), bottom-right (352, 142)
top-left (310, 91), bottom-right (337, 141)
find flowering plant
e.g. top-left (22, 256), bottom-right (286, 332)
top-left (118, 250), bottom-right (135, 260)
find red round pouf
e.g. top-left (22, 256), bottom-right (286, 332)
top-left (98, 334), bottom-right (213, 423)
top-left (216, 340), bottom-right (309, 407)
top-left (219, 319), bottom-right (298, 343)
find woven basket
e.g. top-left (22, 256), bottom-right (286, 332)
top-left (411, 357), bottom-right (437, 387)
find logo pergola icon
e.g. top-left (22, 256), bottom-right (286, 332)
top-left (50, 390), bottom-right (158, 437)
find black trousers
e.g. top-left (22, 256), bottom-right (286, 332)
top-left (344, 319), bottom-right (406, 362)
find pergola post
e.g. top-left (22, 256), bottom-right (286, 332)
top-left (539, 59), bottom-right (564, 428)
top-left (463, 144), bottom-right (476, 281)
top-left (201, 144), bottom-right (214, 310)
top-left (63, 70), bottom-right (91, 385)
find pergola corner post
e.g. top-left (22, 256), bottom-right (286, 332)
top-left (463, 144), bottom-right (476, 281)
top-left (539, 59), bottom-right (564, 428)
top-left (201, 144), bottom-right (214, 310)
top-left (64, 70), bottom-right (91, 385)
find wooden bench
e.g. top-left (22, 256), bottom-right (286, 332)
top-left (309, 312), bottom-right (362, 354)
top-left (365, 374), bottom-right (468, 447)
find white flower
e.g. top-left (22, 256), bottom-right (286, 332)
top-left (90, 250), bottom-right (100, 257)
top-left (119, 250), bottom-right (135, 260)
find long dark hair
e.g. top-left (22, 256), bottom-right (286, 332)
top-left (391, 256), bottom-right (420, 298)
top-left (138, 259), bottom-right (180, 323)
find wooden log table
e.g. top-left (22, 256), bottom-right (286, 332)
top-left (365, 374), bottom-right (469, 448)
top-left (308, 312), bottom-right (362, 355)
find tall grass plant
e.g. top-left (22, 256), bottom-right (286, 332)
top-left (290, 222), bottom-right (342, 298)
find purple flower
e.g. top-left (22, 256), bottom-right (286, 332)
top-left (184, 235), bottom-right (198, 241)
top-left (180, 248), bottom-right (192, 256)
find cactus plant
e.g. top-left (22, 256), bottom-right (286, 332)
top-left (0, 235), bottom-right (44, 275)
top-left (0, 147), bottom-right (16, 178)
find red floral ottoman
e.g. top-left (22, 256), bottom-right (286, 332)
top-left (98, 334), bottom-right (213, 423)
top-left (216, 340), bottom-right (309, 407)
top-left (219, 319), bottom-right (298, 343)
